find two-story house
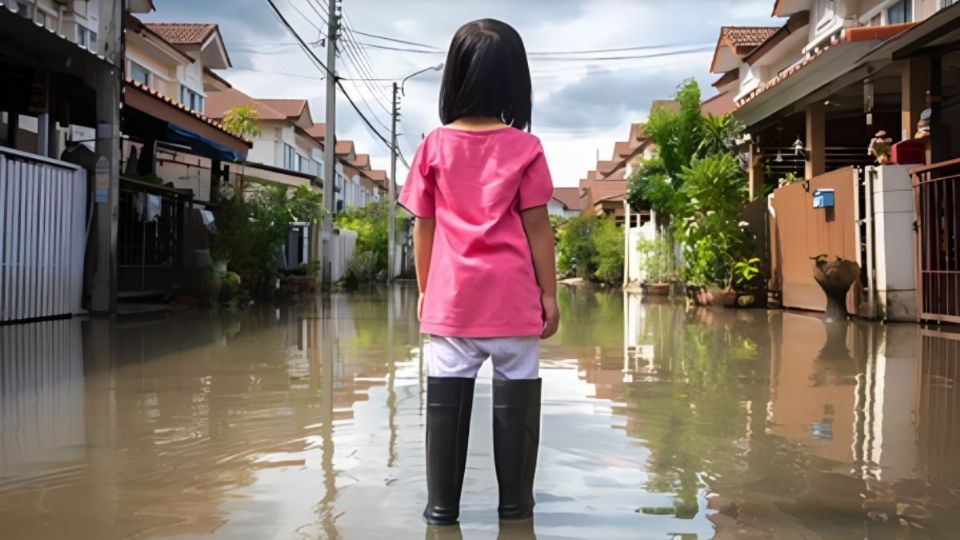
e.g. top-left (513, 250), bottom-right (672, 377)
top-left (706, 0), bottom-right (960, 323)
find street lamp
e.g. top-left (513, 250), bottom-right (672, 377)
top-left (387, 63), bottom-right (444, 283)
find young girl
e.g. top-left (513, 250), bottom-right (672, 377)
top-left (398, 18), bottom-right (558, 526)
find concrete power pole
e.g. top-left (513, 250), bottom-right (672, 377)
top-left (387, 82), bottom-right (399, 283)
top-left (320, 0), bottom-right (340, 287)
top-left (90, 0), bottom-right (124, 314)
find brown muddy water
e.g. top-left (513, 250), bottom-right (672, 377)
top-left (2, 284), bottom-right (960, 539)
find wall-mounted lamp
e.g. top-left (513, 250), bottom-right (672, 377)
top-left (793, 136), bottom-right (808, 160)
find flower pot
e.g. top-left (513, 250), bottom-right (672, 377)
top-left (643, 283), bottom-right (670, 296)
top-left (718, 288), bottom-right (738, 308)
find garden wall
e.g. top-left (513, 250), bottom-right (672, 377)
top-left (769, 166), bottom-right (861, 314)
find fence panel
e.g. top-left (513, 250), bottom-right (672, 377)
top-left (913, 159), bottom-right (960, 323)
top-left (0, 146), bottom-right (87, 324)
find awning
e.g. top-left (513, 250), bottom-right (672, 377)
top-left (166, 123), bottom-right (244, 162)
top-left (238, 161), bottom-right (314, 189)
top-left (123, 79), bottom-right (250, 159)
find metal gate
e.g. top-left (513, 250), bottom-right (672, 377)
top-left (913, 158), bottom-right (960, 323)
top-left (0, 146), bottom-right (87, 324)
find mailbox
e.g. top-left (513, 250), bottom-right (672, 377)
top-left (812, 188), bottom-right (834, 208)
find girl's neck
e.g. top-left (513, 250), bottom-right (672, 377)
top-left (445, 116), bottom-right (508, 132)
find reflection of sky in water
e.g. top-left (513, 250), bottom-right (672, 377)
top-left (1, 285), bottom-right (959, 539)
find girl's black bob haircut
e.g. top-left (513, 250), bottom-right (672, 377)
top-left (439, 19), bottom-right (532, 131)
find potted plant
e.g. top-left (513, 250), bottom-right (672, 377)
top-left (868, 130), bottom-right (894, 165)
top-left (731, 257), bottom-right (763, 308)
top-left (639, 236), bottom-right (673, 296)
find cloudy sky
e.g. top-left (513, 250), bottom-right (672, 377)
top-left (146, 0), bottom-right (778, 186)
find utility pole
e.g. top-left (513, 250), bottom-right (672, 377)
top-left (90, 0), bottom-right (124, 314)
top-left (320, 0), bottom-right (339, 287)
top-left (387, 82), bottom-right (399, 283)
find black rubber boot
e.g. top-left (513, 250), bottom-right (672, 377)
top-left (423, 376), bottom-right (475, 525)
top-left (492, 378), bottom-right (542, 520)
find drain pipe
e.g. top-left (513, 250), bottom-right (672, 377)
top-left (864, 167), bottom-right (878, 320)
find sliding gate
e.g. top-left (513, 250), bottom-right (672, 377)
top-left (914, 158), bottom-right (960, 323)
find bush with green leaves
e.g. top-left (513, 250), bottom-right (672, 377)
top-left (675, 154), bottom-right (750, 288)
top-left (556, 214), bottom-right (623, 285)
top-left (211, 183), bottom-right (323, 297)
top-left (335, 200), bottom-right (401, 284)
top-left (626, 79), bottom-right (752, 289)
top-left (637, 234), bottom-right (675, 284)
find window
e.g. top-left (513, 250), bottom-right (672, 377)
top-left (179, 86), bottom-right (205, 113)
top-left (76, 24), bottom-right (97, 52)
top-left (129, 61), bottom-right (151, 86)
top-left (283, 144), bottom-right (298, 171)
top-left (887, 0), bottom-right (913, 23)
top-left (34, 9), bottom-right (46, 29)
top-left (943, 0), bottom-right (959, 7)
top-left (298, 154), bottom-right (310, 174)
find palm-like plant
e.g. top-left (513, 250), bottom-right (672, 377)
top-left (222, 105), bottom-right (262, 137)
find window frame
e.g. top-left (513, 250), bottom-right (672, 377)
top-left (129, 61), bottom-right (152, 87)
top-left (886, 0), bottom-right (914, 24)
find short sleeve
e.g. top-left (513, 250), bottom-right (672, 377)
top-left (398, 138), bottom-right (435, 218)
top-left (518, 143), bottom-right (554, 210)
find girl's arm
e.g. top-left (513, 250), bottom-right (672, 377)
top-left (413, 216), bottom-right (436, 320)
top-left (520, 206), bottom-right (559, 339)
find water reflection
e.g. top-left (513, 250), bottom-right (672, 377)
top-left (0, 286), bottom-right (959, 539)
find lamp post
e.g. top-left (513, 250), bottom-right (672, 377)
top-left (387, 63), bottom-right (443, 283)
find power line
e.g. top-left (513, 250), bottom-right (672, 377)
top-left (348, 28), bottom-right (439, 50)
top-left (264, 0), bottom-right (395, 155)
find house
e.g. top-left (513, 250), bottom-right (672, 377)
top-left (549, 187), bottom-right (582, 219)
top-left (705, 0), bottom-right (960, 322)
top-left (0, 1), bottom-right (135, 322)
top-left (578, 121), bottom-right (653, 226)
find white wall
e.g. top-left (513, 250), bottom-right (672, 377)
top-left (869, 165), bottom-right (916, 320)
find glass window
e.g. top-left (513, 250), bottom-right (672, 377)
top-left (942, 0), bottom-right (959, 7)
top-left (284, 144), bottom-right (297, 171)
top-left (887, 0), bottom-right (913, 23)
top-left (35, 10), bottom-right (46, 28)
top-left (179, 86), bottom-right (205, 113)
top-left (130, 62), bottom-right (151, 86)
top-left (75, 24), bottom-right (97, 51)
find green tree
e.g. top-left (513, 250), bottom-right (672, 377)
top-left (336, 200), bottom-right (394, 283)
top-left (222, 105), bottom-right (262, 137)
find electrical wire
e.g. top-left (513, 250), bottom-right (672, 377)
top-left (264, 0), bottom-right (395, 157)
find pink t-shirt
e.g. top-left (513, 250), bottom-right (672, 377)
top-left (399, 126), bottom-right (554, 338)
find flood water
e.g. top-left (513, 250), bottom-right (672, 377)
top-left (2, 285), bottom-right (960, 539)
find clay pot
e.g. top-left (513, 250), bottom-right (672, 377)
top-left (812, 257), bottom-right (860, 322)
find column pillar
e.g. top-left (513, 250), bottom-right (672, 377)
top-left (900, 56), bottom-right (930, 142)
top-left (805, 102), bottom-right (826, 179)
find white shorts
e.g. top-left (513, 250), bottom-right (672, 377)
top-left (425, 335), bottom-right (540, 380)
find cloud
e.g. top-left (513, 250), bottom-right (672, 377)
top-left (146, 0), bottom-right (778, 183)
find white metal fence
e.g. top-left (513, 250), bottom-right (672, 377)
top-left (329, 228), bottom-right (357, 283)
top-left (1, 146), bottom-right (87, 323)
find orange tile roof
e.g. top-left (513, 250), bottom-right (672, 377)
top-left (257, 99), bottom-right (307, 119)
top-left (206, 88), bottom-right (287, 120)
top-left (125, 78), bottom-right (250, 145)
top-left (335, 140), bottom-right (355, 156)
top-left (306, 124), bottom-right (326, 142)
top-left (613, 141), bottom-right (631, 159)
top-left (144, 23), bottom-right (217, 45)
top-left (597, 159), bottom-right (621, 176)
top-left (552, 187), bottom-right (581, 210)
top-left (712, 69), bottom-right (738, 88)
top-left (720, 26), bottom-right (780, 52)
top-left (351, 153), bottom-right (371, 169)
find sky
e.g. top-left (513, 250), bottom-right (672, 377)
top-left (145, 0), bottom-right (779, 186)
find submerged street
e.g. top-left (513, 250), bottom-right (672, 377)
top-left (1, 285), bottom-right (960, 539)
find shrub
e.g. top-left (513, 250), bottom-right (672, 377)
top-left (336, 200), bottom-right (396, 284)
top-left (593, 216), bottom-right (624, 285)
top-left (211, 183), bottom-right (323, 297)
top-left (556, 214), bottom-right (623, 285)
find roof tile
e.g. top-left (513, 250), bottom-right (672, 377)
top-left (144, 23), bottom-right (217, 45)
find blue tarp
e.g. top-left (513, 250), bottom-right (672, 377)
top-left (165, 123), bottom-right (245, 163)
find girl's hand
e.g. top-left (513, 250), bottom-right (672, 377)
top-left (540, 293), bottom-right (559, 339)
top-left (418, 292), bottom-right (425, 322)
